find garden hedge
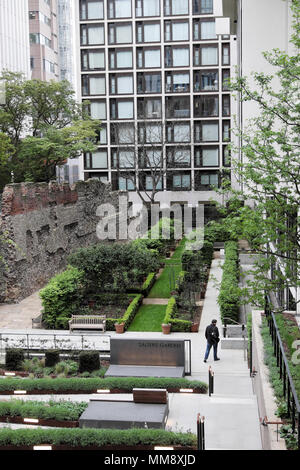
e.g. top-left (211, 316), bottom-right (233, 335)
top-left (163, 297), bottom-right (192, 332)
top-left (0, 376), bottom-right (208, 394)
top-left (0, 427), bottom-right (197, 449)
top-left (0, 400), bottom-right (88, 421)
top-left (218, 241), bottom-right (240, 323)
top-left (5, 349), bottom-right (25, 371)
top-left (105, 294), bottom-right (143, 330)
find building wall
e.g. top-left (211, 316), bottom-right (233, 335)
top-left (0, 179), bottom-right (126, 302)
top-left (0, 0), bottom-right (30, 77)
top-left (29, 0), bottom-right (59, 81)
top-left (75, 0), bottom-right (235, 209)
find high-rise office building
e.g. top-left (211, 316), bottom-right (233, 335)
top-left (0, 0), bottom-right (31, 78)
top-left (76, 0), bottom-right (235, 214)
top-left (29, 0), bottom-right (59, 81)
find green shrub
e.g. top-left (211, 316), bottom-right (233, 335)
top-left (68, 243), bottom-right (159, 294)
top-left (0, 376), bottom-right (207, 394)
top-left (218, 241), bottom-right (240, 324)
top-left (45, 350), bottom-right (60, 368)
top-left (40, 266), bottom-right (85, 329)
top-left (141, 272), bottom-right (156, 296)
top-left (5, 349), bottom-right (25, 371)
top-left (163, 297), bottom-right (192, 332)
top-left (0, 399), bottom-right (88, 422)
top-left (0, 427), bottom-right (197, 449)
top-left (78, 351), bottom-right (100, 373)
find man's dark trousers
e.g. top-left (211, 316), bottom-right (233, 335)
top-left (204, 341), bottom-right (218, 361)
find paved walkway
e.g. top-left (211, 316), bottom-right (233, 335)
top-left (0, 258), bottom-right (263, 450)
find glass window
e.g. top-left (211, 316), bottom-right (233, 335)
top-left (109, 23), bottom-right (132, 44)
top-left (92, 151), bottom-right (107, 168)
top-left (222, 44), bottom-right (230, 65)
top-left (222, 95), bottom-right (230, 116)
top-left (110, 49), bottom-right (133, 69)
top-left (112, 149), bottom-right (135, 168)
top-left (139, 123), bottom-right (162, 143)
top-left (110, 75), bottom-right (133, 94)
top-left (80, 0), bottom-right (104, 19)
top-left (166, 72), bottom-right (190, 93)
top-left (118, 100), bottom-right (133, 118)
top-left (137, 73), bottom-right (161, 93)
top-left (108, 0), bottom-right (132, 18)
top-left (193, 0), bottom-right (213, 14)
top-left (86, 100), bottom-right (106, 119)
top-left (145, 175), bottom-right (162, 190)
top-left (136, 0), bottom-right (160, 16)
top-left (194, 70), bottom-right (218, 92)
top-left (201, 46), bottom-right (218, 65)
top-left (195, 122), bottom-right (219, 142)
top-left (138, 98), bottom-right (162, 118)
top-left (81, 24), bottom-right (104, 45)
top-left (222, 120), bottom-right (230, 141)
top-left (172, 173), bottom-right (191, 189)
top-left (165, 0), bottom-right (188, 15)
top-left (165, 47), bottom-right (189, 67)
top-left (81, 50), bottom-right (105, 70)
top-left (82, 75), bottom-right (106, 95)
top-left (166, 96), bottom-right (190, 118)
top-left (223, 145), bottom-right (231, 166)
top-left (137, 48), bottom-right (161, 68)
top-left (200, 21), bottom-right (216, 39)
top-left (167, 122), bottom-right (190, 142)
top-left (200, 173), bottom-right (218, 186)
top-left (168, 148), bottom-right (191, 166)
top-left (144, 23), bottom-right (160, 42)
top-left (222, 70), bottom-right (230, 91)
top-left (194, 95), bottom-right (219, 117)
top-left (111, 123), bottom-right (135, 143)
top-left (118, 175), bottom-right (135, 190)
top-left (165, 21), bottom-right (189, 41)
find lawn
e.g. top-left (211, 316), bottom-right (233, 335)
top-left (127, 304), bottom-right (167, 332)
top-left (147, 239), bottom-right (186, 298)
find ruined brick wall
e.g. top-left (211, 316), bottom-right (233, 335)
top-left (0, 180), bottom-right (126, 303)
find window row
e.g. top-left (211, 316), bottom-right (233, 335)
top-left (80, 0), bottom-right (213, 20)
top-left (110, 171), bottom-right (223, 191)
top-left (83, 96), bottom-right (231, 120)
top-left (95, 121), bottom-right (231, 145)
top-left (84, 146), bottom-right (230, 170)
top-left (81, 45), bottom-right (230, 71)
top-left (80, 19), bottom-right (222, 45)
top-left (81, 70), bottom-right (230, 95)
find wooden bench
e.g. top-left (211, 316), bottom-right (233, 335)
top-left (69, 315), bottom-right (106, 332)
top-left (133, 388), bottom-right (168, 404)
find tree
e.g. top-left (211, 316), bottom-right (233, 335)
top-left (110, 120), bottom-right (191, 206)
top-left (0, 72), bottom-right (99, 185)
top-left (0, 132), bottom-right (14, 190)
top-left (217, 0), bottom-right (300, 311)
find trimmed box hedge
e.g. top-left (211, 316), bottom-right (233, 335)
top-left (218, 241), bottom-right (240, 324)
top-left (0, 427), bottom-right (197, 449)
top-left (5, 349), bottom-right (25, 371)
top-left (0, 400), bottom-right (87, 422)
top-left (163, 297), bottom-right (192, 332)
top-left (105, 294), bottom-right (143, 330)
top-left (0, 376), bottom-right (208, 394)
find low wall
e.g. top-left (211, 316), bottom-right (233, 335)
top-left (0, 180), bottom-right (126, 303)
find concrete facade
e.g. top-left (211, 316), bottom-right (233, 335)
top-left (74, 0), bottom-right (237, 211)
top-left (0, 0), bottom-right (31, 78)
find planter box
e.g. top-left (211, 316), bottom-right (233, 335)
top-left (0, 387), bottom-right (206, 395)
top-left (0, 444), bottom-right (197, 451)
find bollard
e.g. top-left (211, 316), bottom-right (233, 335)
top-left (197, 414), bottom-right (205, 450)
top-left (208, 366), bottom-right (214, 396)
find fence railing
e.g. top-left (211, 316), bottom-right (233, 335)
top-left (0, 332), bottom-right (111, 357)
top-left (264, 297), bottom-right (300, 450)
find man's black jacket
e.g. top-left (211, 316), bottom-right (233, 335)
top-left (205, 324), bottom-right (220, 345)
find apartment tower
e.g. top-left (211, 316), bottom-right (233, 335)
top-left (76, 0), bottom-right (235, 215)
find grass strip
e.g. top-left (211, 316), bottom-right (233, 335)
top-left (127, 304), bottom-right (167, 332)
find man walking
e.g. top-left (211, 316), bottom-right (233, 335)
top-left (204, 319), bottom-right (220, 362)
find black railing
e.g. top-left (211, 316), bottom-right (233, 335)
top-left (208, 366), bottom-right (214, 396)
top-left (197, 414), bottom-right (205, 450)
top-left (264, 299), bottom-right (300, 450)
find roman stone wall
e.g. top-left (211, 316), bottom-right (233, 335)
top-left (0, 179), bottom-right (126, 303)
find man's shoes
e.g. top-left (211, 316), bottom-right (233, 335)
top-left (204, 359), bottom-right (207, 363)
top-left (214, 358), bottom-right (220, 361)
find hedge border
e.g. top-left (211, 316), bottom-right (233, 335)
top-left (163, 297), bottom-right (192, 332)
top-left (0, 376), bottom-right (208, 394)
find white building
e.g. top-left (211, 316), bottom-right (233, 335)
top-left (0, 0), bottom-right (31, 78)
top-left (75, 0), bottom-right (237, 221)
top-left (218, 0), bottom-right (298, 312)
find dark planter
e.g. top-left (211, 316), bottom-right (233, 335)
top-left (0, 416), bottom-right (78, 428)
